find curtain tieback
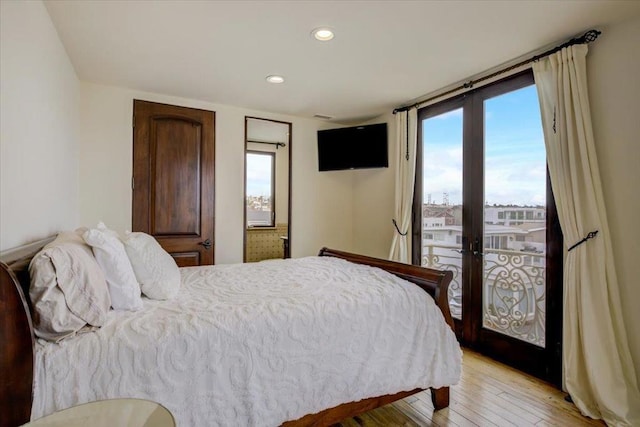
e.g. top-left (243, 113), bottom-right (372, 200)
top-left (392, 219), bottom-right (408, 236)
top-left (568, 230), bottom-right (599, 252)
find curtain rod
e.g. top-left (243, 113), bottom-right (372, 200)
top-left (247, 139), bottom-right (287, 148)
top-left (393, 29), bottom-right (601, 114)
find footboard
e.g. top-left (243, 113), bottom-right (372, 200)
top-left (296, 247), bottom-right (457, 425)
top-left (318, 247), bottom-right (454, 329)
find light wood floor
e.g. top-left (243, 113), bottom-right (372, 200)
top-left (336, 349), bottom-right (604, 427)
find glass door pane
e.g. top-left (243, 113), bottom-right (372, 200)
top-left (482, 85), bottom-right (546, 347)
top-left (421, 108), bottom-right (464, 319)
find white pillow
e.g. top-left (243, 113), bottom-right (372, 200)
top-left (83, 223), bottom-right (143, 311)
top-left (29, 230), bottom-right (111, 342)
top-left (122, 231), bottom-right (181, 300)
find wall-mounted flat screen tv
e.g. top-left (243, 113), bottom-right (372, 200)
top-left (317, 123), bottom-right (388, 171)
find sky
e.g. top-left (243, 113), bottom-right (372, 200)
top-left (422, 84), bottom-right (546, 206)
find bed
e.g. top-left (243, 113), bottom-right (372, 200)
top-left (0, 236), bottom-right (461, 427)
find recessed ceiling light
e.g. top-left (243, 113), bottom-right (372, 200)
top-left (266, 75), bottom-right (285, 84)
top-left (312, 27), bottom-right (334, 41)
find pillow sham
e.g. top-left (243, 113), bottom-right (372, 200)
top-left (83, 223), bottom-right (143, 311)
top-left (29, 230), bottom-right (111, 342)
top-left (121, 231), bottom-right (181, 300)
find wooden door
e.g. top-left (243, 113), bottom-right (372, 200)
top-left (132, 100), bottom-right (215, 266)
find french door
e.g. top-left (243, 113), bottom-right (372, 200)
top-left (412, 71), bottom-right (563, 385)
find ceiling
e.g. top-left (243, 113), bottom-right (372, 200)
top-left (45, 1), bottom-right (640, 124)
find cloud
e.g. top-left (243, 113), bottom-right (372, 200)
top-left (422, 151), bottom-right (546, 206)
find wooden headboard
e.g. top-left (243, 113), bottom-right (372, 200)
top-left (0, 236), bottom-right (55, 427)
top-left (0, 240), bottom-right (454, 427)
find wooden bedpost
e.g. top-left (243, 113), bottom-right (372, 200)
top-left (430, 387), bottom-right (450, 410)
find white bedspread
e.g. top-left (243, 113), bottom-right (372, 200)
top-left (33, 256), bottom-right (461, 426)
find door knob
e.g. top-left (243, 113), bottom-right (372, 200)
top-left (199, 239), bottom-right (212, 250)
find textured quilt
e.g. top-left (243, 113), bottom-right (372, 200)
top-left (32, 256), bottom-right (461, 426)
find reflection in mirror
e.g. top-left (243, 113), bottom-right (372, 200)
top-left (244, 117), bottom-right (291, 263)
top-left (246, 151), bottom-right (275, 227)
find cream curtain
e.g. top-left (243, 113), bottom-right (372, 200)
top-left (533, 45), bottom-right (640, 426)
top-left (389, 108), bottom-right (417, 263)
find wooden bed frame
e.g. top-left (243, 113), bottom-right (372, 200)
top-left (0, 238), bottom-right (454, 427)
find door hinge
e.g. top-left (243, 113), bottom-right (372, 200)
top-left (131, 176), bottom-right (135, 190)
top-left (132, 115), bottom-right (135, 128)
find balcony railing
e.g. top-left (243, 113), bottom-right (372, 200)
top-left (422, 244), bottom-right (546, 347)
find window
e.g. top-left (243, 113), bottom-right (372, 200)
top-left (484, 236), bottom-right (508, 250)
top-left (246, 151), bottom-right (275, 227)
top-left (498, 212), bottom-right (505, 219)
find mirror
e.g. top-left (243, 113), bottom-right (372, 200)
top-left (244, 117), bottom-right (291, 262)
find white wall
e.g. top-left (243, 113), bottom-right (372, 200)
top-left (79, 82), bottom-right (353, 264)
top-left (352, 113), bottom-right (396, 259)
top-left (588, 15), bottom-right (640, 383)
top-left (0, 0), bottom-right (79, 251)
